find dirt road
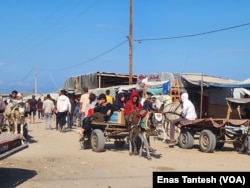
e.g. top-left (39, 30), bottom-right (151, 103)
top-left (0, 119), bottom-right (250, 188)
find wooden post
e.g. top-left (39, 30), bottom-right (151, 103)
top-left (226, 101), bottom-right (232, 119)
top-left (128, 0), bottom-right (133, 85)
top-left (199, 73), bottom-right (203, 118)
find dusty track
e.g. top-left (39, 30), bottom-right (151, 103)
top-left (0, 119), bottom-right (250, 188)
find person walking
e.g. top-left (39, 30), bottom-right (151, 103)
top-left (28, 95), bottom-right (38, 124)
top-left (37, 98), bottom-right (44, 119)
top-left (67, 94), bottom-right (75, 130)
top-left (79, 87), bottom-right (90, 120)
top-left (56, 90), bottom-right (71, 132)
top-left (73, 97), bottom-right (81, 127)
top-left (43, 94), bottom-right (55, 130)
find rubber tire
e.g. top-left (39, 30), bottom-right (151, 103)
top-left (199, 130), bottom-right (216, 153)
top-left (178, 129), bottom-right (194, 149)
top-left (91, 129), bottom-right (105, 152)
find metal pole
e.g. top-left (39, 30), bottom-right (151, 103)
top-left (128, 0), bottom-right (133, 85)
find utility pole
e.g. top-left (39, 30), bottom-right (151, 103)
top-left (128, 0), bottom-right (133, 85)
top-left (34, 67), bottom-right (38, 94)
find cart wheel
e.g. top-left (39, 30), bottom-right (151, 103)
top-left (178, 129), bottom-right (194, 149)
top-left (199, 130), bottom-right (216, 153)
top-left (215, 135), bottom-right (225, 150)
top-left (91, 129), bottom-right (105, 152)
top-left (233, 135), bottom-right (249, 153)
top-left (114, 140), bottom-right (126, 148)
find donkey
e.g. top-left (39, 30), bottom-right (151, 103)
top-left (127, 110), bottom-right (156, 160)
top-left (150, 95), bottom-right (174, 143)
top-left (163, 100), bottom-right (183, 140)
top-left (4, 101), bottom-right (27, 135)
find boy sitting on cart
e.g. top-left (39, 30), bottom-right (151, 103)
top-left (76, 93), bottom-right (113, 136)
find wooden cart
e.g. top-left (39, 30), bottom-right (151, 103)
top-left (176, 98), bottom-right (250, 153)
top-left (0, 133), bottom-right (28, 160)
top-left (79, 121), bottom-right (129, 152)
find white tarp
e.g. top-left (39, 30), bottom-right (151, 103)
top-left (181, 73), bottom-right (250, 88)
top-left (233, 88), bottom-right (250, 98)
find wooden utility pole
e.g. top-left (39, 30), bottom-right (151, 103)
top-left (200, 73), bottom-right (204, 118)
top-left (34, 66), bottom-right (38, 94)
top-left (128, 0), bottom-right (133, 85)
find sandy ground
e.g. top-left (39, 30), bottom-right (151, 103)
top-left (0, 118), bottom-right (250, 188)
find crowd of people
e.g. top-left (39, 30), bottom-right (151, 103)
top-left (0, 87), bottom-right (199, 153)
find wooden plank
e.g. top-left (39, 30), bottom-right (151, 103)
top-left (92, 121), bottom-right (125, 127)
top-left (105, 128), bottom-right (127, 132)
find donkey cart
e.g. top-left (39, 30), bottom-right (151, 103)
top-left (79, 121), bottom-right (129, 152)
top-left (177, 97), bottom-right (250, 153)
top-left (177, 118), bottom-right (250, 153)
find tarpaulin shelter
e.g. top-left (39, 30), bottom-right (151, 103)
top-left (62, 72), bottom-right (137, 95)
top-left (179, 73), bottom-right (250, 118)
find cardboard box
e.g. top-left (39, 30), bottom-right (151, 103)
top-left (109, 111), bottom-right (125, 124)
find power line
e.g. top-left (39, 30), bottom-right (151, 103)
top-left (3, 68), bottom-right (34, 91)
top-left (134, 22), bottom-right (250, 42)
top-left (37, 22), bottom-right (250, 72)
top-left (37, 39), bottom-right (128, 72)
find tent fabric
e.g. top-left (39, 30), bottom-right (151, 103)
top-left (62, 77), bottom-right (75, 92)
top-left (89, 85), bottom-right (137, 99)
top-left (62, 73), bottom-right (98, 94)
top-left (181, 74), bottom-right (250, 88)
top-left (233, 88), bottom-right (250, 98)
top-left (62, 72), bottom-right (132, 94)
top-left (226, 98), bottom-right (250, 104)
top-left (137, 72), bottom-right (175, 89)
top-left (146, 88), bottom-right (164, 95)
top-left (162, 81), bottom-right (170, 94)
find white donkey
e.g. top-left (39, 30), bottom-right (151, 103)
top-left (4, 100), bottom-right (27, 135)
top-left (151, 95), bottom-right (182, 142)
top-left (151, 95), bottom-right (173, 142)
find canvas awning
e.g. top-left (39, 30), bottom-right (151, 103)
top-left (226, 98), bottom-right (250, 104)
top-left (181, 74), bottom-right (250, 88)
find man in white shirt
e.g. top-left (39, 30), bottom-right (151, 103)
top-left (43, 94), bottom-right (55, 130)
top-left (56, 90), bottom-right (71, 132)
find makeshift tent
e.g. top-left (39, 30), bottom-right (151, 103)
top-left (179, 73), bottom-right (250, 118)
top-left (62, 72), bottom-right (137, 94)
